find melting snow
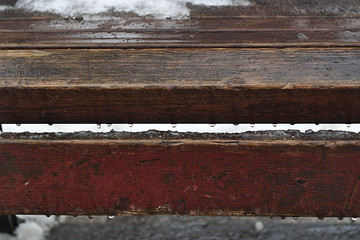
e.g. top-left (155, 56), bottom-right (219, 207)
top-left (12, 0), bottom-right (252, 18)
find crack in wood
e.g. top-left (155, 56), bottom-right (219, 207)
top-left (346, 176), bottom-right (360, 212)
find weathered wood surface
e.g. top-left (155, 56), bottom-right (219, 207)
top-left (1, 130), bottom-right (360, 217)
top-left (1, 0), bottom-right (360, 217)
top-left (0, 48), bottom-right (359, 123)
top-left (0, 0), bottom-right (359, 123)
top-left (1, 0), bottom-right (360, 48)
top-left (1, 17), bottom-right (359, 31)
top-left (0, 16), bottom-right (359, 48)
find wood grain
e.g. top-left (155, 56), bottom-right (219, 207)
top-left (1, 130), bottom-right (360, 217)
top-left (0, 18), bottom-right (359, 48)
top-left (1, 0), bottom-right (360, 218)
top-left (1, 4), bottom-right (360, 48)
top-left (0, 48), bottom-right (359, 123)
top-left (2, 17), bottom-right (359, 31)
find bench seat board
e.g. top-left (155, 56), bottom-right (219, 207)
top-left (0, 131), bottom-right (360, 217)
top-left (0, 16), bottom-right (359, 48)
top-left (1, 48), bottom-right (359, 124)
top-left (1, 0), bottom-right (360, 48)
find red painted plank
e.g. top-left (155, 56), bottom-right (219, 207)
top-left (0, 131), bottom-right (360, 217)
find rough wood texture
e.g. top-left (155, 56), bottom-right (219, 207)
top-left (0, 17), bottom-right (359, 48)
top-left (0, 48), bottom-right (359, 123)
top-left (0, 130), bottom-right (360, 217)
top-left (1, 0), bottom-right (360, 217)
top-left (1, 0), bottom-right (360, 48)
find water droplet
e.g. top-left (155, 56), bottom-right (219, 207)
top-left (46, 215), bottom-right (51, 218)
top-left (351, 217), bottom-right (358, 221)
top-left (209, 123), bottom-right (216, 127)
top-left (250, 124), bottom-right (255, 128)
top-left (129, 123), bottom-right (133, 128)
top-left (171, 123), bottom-right (177, 128)
top-left (16, 123), bottom-right (21, 126)
top-left (318, 217), bottom-right (324, 220)
top-left (233, 123), bottom-right (239, 126)
top-left (48, 123), bottom-right (53, 126)
top-left (280, 216), bottom-right (286, 220)
top-left (109, 215), bottom-right (115, 219)
top-left (337, 217), bottom-right (343, 220)
top-left (293, 217), bottom-right (298, 220)
top-left (347, 123), bottom-right (351, 128)
top-left (88, 215), bottom-right (94, 219)
top-left (97, 124), bottom-right (101, 129)
top-left (107, 124), bottom-right (112, 127)
top-left (73, 215), bottom-right (78, 217)
top-left (273, 123), bottom-right (277, 127)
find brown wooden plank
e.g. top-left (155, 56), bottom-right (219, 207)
top-left (1, 130), bottom-right (360, 217)
top-left (1, 17), bottom-right (359, 31)
top-left (1, 2), bottom-right (360, 48)
top-left (1, 30), bottom-right (359, 48)
top-left (0, 17), bottom-right (359, 48)
top-left (0, 48), bottom-right (359, 124)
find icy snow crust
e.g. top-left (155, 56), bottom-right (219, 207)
top-left (14, 0), bottom-right (251, 18)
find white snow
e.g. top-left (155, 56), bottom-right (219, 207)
top-left (254, 220), bottom-right (264, 232)
top-left (16, 216), bottom-right (63, 235)
top-left (0, 5), bottom-right (13, 11)
top-left (15, 222), bottom-right (43, 240)
top-left (2, 123), bottom-right (360, 134)
top-left (13, 0), bottom-right (251, 18)
top-left (1, 216), bottom-right (64, 240)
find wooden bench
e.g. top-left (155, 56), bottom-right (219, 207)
top-left (1, 0), bottom-right (360, 218)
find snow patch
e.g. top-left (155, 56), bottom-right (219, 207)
top-left (254, 221), bottom-right (264, 232)
top-left (15, 222), bottom-right (43, 240)
top-left (14, 216), bottom-right (64, 240)
top-left (14, 0), bottom-right (252, 18)
top-left (0, 5), bottom-right (13, 10)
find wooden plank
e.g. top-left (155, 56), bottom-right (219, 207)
top-left (1, 2), bottom-right (360, 48)
top-left (0, 48), bottom-right (359, 123)
top-left (1, 17), bottom-right (359, 31)
top-left (2, 30), bottom-right (359, 48)
top-left (1, 130), bottom-right (360, 217)
top-left (0, 16), bottom-right (359, 48)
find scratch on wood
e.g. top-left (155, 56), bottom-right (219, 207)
top-left (346, 177), bottom-right (360, 212)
